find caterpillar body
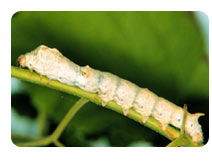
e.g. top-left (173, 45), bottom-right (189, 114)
top-left (17, 45), bottom-right (204, 143)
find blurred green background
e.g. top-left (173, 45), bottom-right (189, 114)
top-left (11, 11), bottom-right (209, 147)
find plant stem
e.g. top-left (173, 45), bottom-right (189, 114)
top-left (11, 66), bottom-right (200, 146)
top-left (166, 135), bottom-right (197, 147)
top-left (51, 98), bottom-right (89, 140)
top-left (166, 135), bottom-right (185, 147)
top-left (37, 110), bottom-right (47, 136)
top-left (53, 140), bottom-right (65, 147)
top-left (16, 98), bottom-right (88, 147)
top-left (16, 136), bottom-right (52, 147)
top-left (181, 104), bottom-right (188, 135)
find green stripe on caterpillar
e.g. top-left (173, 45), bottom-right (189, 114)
top-left (17, 45), bottom-right (205, 143)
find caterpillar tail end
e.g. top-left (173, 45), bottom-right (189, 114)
top-left (194, 113), bottom-right (205, 117)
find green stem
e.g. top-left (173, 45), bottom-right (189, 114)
top-left (11, 66), bottom-right (200, 146)
top-left (37, 110), bottom-right (47, 136)
top-left (53, 140), bottom-right (65, 147)
top-left (166, 135), bottom-right (185, 147)
top-left (51, 98), bottom-right (89, 140)
top-left (16, 98), bottom-right (88, 147)
top-left (181, 104), bottom-right (188, 135)
top-left (16, 136), bottom-right (52, 147)
top-left (166, 135), bottom-right (197, 147)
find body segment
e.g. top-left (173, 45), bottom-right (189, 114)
top-left (133, 88), bottom-right (158, 123)
top-left (152, 98), bottom-right (175, 130)
top-left (113, 79), bottom-right (139, 115)
top-left (97, 72), bottom-right (119, 106)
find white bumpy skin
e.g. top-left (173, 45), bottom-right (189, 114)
top-left (18, 45), bottom-right (80, 85)
top-left (113, 79), bottom-right (139, 115)
top-left (133, 88), bottom-right (158, 123)
top-left (17, 45), bottom-right (205, 143)
top-left (152, 97), bottom-right (175, 131)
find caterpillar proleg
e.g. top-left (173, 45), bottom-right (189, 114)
top-left (17, 45), bottom-right (205, 143)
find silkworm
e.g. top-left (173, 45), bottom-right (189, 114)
top-left (17, 45), bottom-right (205, 143)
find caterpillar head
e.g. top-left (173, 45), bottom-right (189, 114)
top-left (17, 45), bottom-right (45, 69)
top-left (17, 45), bottom-right (60, 70)
top-left (185, 113), bottom-right (205, 143)
top-left (17, 52), bottom-right (36, 70)
top-left (17, 54), bottom-right (26, 67)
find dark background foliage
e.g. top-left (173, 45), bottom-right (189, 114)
top-left (11, 11), bottom-right (209, 146)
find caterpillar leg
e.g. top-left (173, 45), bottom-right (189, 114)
top-left (100, 100), bottom-right (107, 107)
top-left (166, 104), bottom-right (188, 147)
top-left (29, 68), bottom-right (34, 72)
top-left (123, 109), bottom-right (129, 116)
top-left (40, 74), bottom-right (43, 80)
top-left (48, 78), bottom-right (51, 84)
top-left (28, 68), bottom-right (34, 77)
top-left (141, 116), bottom-right (148, 124)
